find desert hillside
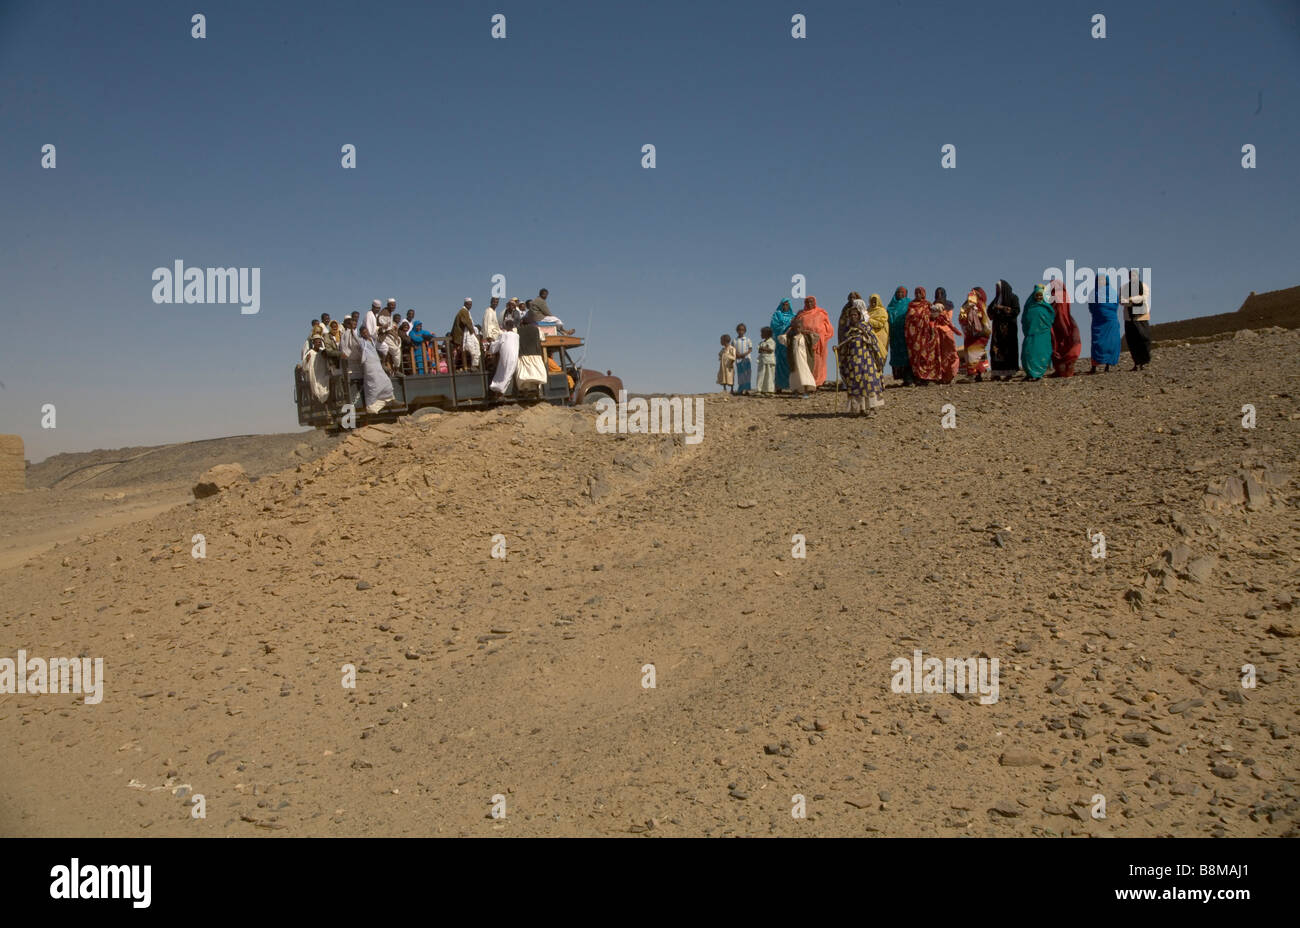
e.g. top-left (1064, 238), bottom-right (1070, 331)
top-left (0, 431), bottom-right (339, 571)
top-left (0, 330), bottom-right (1296, 837)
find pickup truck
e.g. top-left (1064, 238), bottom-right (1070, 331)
top-left (294, 333), bottom-right (624, 429)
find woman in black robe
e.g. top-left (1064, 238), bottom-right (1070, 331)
top-left (987, 279), bottom-right (1020, 381)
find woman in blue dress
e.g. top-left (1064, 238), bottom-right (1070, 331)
top-left (1088, 273), bottom-right (1121, 373)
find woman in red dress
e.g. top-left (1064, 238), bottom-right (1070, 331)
top-left (904, 287), bottom-right (961, 384)
top-left (792, 296), bottom-right (835, 386)
top-left (1049, 278), bottom-right (1082, 377)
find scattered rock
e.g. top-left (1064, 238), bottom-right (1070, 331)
top-left (1185, 556), bottom-right (1216, 584)
top-left (989, 800), bottom-right (1022, 818)
top-left (999, 750), bottom-right (1040, 767)
top-left (192, 463), bottom-right (248, 499)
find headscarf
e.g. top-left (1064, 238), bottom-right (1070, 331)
top-left (848, 297), bottom-right (868, 327)
top-left (960, 288), bottom-right (989, 328)
top-left (1093, 273), bottom-right (1119, 308)
top-left (865, 293), bottom-right (890, 360)
top-left (839, 292), bottom-right (866, 342)
top-left (991, 280), bottom-right (1020, 315)
top-left (771, 298), bottom-right (795, 333)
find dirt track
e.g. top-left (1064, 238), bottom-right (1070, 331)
top-left (0, 330), bottom-right (1296, 837)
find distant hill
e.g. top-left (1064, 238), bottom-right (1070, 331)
top-left (26, 430), bottom-right (339, 490)
top-left (1149, 285), bottom-right (1300, 343)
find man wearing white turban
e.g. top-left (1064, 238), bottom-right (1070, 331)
top-left (363, 300), bottom-right (380, 348)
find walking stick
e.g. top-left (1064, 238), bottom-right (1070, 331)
top-left (833, 344), bottom-right (842, 412)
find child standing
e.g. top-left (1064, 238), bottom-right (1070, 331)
top-left (755, 326), bottom-right (776, 394)
top-left (717, 334), bottom-right (735, 391)
top-left (733, 324), bottom-right (753, 394)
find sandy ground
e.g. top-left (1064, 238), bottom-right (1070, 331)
top-left (0, 330), bottom-right (1296, 837)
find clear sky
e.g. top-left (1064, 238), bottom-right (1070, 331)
top-left (2, 0), bottom-right (1297, 463)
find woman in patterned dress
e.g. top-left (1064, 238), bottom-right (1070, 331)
top-left (837, 299), bottom-right (886, 414)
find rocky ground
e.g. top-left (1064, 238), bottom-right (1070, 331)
top-left (1, 431), bottom-right (338, 570)
top-left (0, 329), bottom-right (1296, 837)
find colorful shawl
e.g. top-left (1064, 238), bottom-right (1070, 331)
top-left (959, 288), bottom-right (992, 375)
top-left (904, 287), bottom-right (961, 383)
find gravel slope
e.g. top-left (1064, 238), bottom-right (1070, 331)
top-left (0, 331), bottom-right (1296, 837)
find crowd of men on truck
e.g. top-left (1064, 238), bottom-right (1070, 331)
top-left (297, 289), bottom-right (577, 413)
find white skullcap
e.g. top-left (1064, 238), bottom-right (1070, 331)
top-left (371, 299), bottom-right (381, 308)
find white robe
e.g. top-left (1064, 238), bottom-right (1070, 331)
top-left (381, 331), bottom-right (401, 367)
top-left (462, 329), bottom-right (481, 367)
top-left (358, 339), bottom-right (394, 413)
top-left (340, 329), bottom-right (361, 371)
top-left (490, 330), bottom-right (519, 394)
top-left (483, 307), bottom-right (501, 341)
top-left (1121, 281), bottom-right (1151, 322)
top-left (303, 348), bottom-right (330, 403)
top-left (781, 333), bottom-right (816, 393)
top-left (516, 354), bottom-right (547, 392)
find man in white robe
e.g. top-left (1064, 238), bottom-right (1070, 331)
top-left (303, 334), bottom-right (331, 404)
top-left (363, 300), bottom-right (380, 349)
top-left (490, 322), bottom-right (520, 395)
top-left (483, 297), bottom-right (502, 342)
top-left (358, 328), bottom-right (394, 413)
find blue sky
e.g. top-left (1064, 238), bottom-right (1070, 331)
top-left (2, 0), bottom-right (1297, 462)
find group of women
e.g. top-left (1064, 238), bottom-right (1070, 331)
top-left (767, 273), bottom-right (1151, 415)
